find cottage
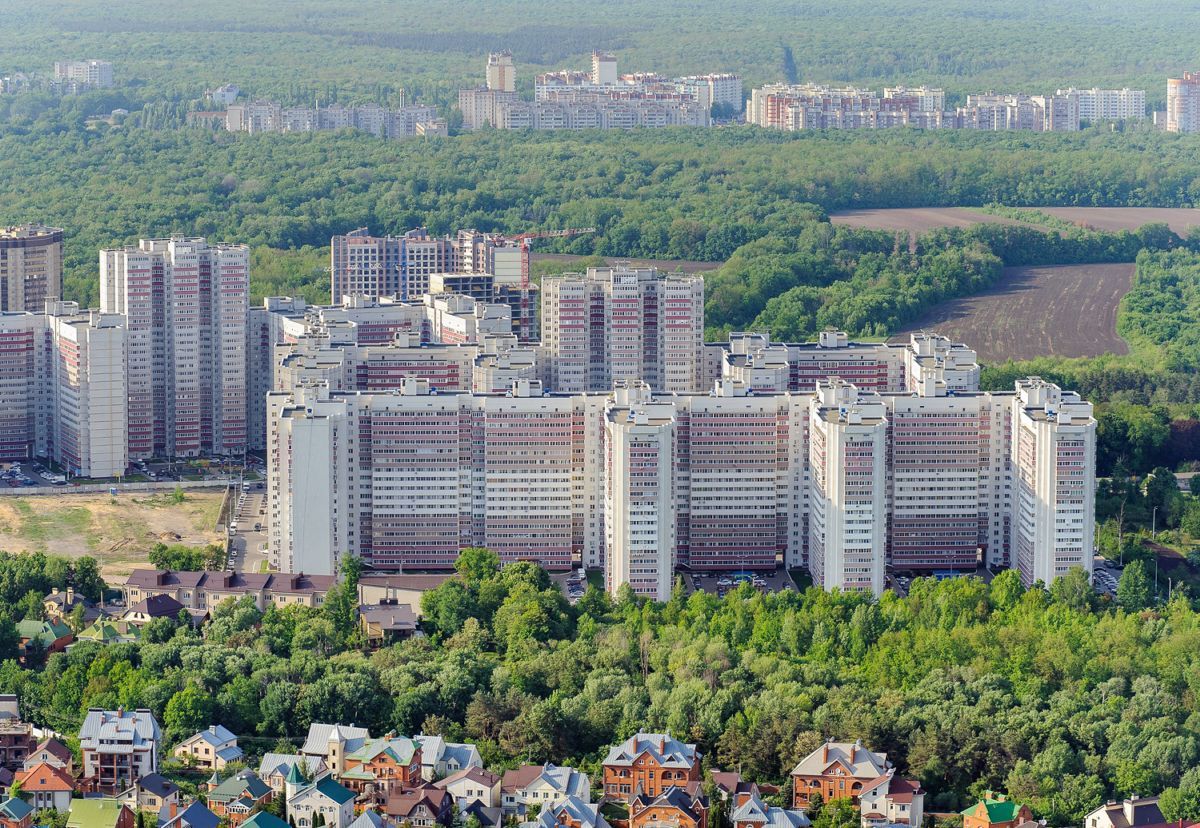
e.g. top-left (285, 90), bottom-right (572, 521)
top-left (17, 619), bottom-right (73, 661)
top-left (15, 761), bottom-right (75, 811)
top-left (44, 587), bottom-right (103, 623)
top-left (525, 797), bottom-right (608, 828)
top-left (119, 772), bottom-right (180, 820)
top-left (434, 766), bottom-right (501, 809)
top-left (1083, 797), bottom-right (1171, 828)
top-left (630, 785), bottom-right (709, 828)
top-left (602, 733), bottom-right (700, 802)
top-left (730, 787), bottom-right (811, 828)
top-left (962, 793), bottom-right (1034, 828)
top-left (75, 620), bottom-right (141, 646)
top-left (24, 737), bottom-right (74, 774)
top-left (122, 595), bottom-right (186, 626)
top-left (386, 787), bottom-right (451, 828)
top-left (341, 736), bottom-right (423, 796)
top-left (207, 770), bottom-right (273, 826)
top-left (285, 771), bottom-right (356, 828)
top-left (0, 798), bottom-right (33, 828)
top-left (174, 725), bottom-right (244, 770)
top-left (258, 753), bottom-right (327, 794)
top-left (300, 723), bottom-right (370, 778)
top-left (161, 801), bottom-right (220, 828)
top-left (66, 799), bottom-right (136, 828)
top-left (501, 764), bottom-right (591, 818)
top-left (412, 734), bottom-right (482, 781)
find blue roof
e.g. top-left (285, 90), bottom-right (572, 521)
top-left (165, 802), bottom-right (220, 828)
top-left (193, 725), bottom-right (237, 746)
top-left (242, 814), bottom-right (289, 828)
top-left (216, 745), bottom-right (245, 762)
top-left (0, 798), bottom-right (34, 821)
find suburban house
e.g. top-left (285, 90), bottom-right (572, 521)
top-left (258, 753), bottom-right (327, 794)
top-left (341, 736), bottom-right (423, 796)
top-left (242, 814), bottom-right (290, 828)
top-left (16, 761), bottom-right (75, 811)
top-left (207, 770), bottom-right (273, 825)
top-left (730, 787), bottom-right (811, 828)
top-left (75, 620), bottom-right (141, 646)
top-left (0, 697), bottom-right (35, 772)
top-left (386, 787), bottom-right (452, 827)
top-left (16, 619), bottom-right (73, 661)
top-left (66, 799), bottom-right (137, 828)
top-left (285, 773), bottom-right (356, 828)
top-left (357, 574), bottom-right (456, 614)
top-left (0, 798), bottom-right (33, 828)
top-left (161, 801), bottom-right (220, 828)
top-left (359, 604), bottom-right (420, 646)
top-left (79, 707), bottom-right (162, 794)
top-left (413, 734), bottom-right (482, 781)
top-left (44, 587), bottom-right (103, 624)
top-left (1083, 797), bottom-right (1171, 828)
top-left (602, 733), bottom-right (701, 802)
top-left (962, 793), bottom-right (1035, 828)
top-left (461, 800), bottom-right (504, 828)
top-left (501, 764), bottom-right (591, 817)
top-left (25, 738), bottom-right (74, 774)
top-left (300, 723), bottom-right (370, 778)
top-left (859, 774), bottom-right (924, 828)
top-left (433, 766), bottom-right (501, 809)
top-left (528, 797), bottom-right (609, 828)
top-left (175, 725), bottom-right (244, 770)
top-left (790, 740), bottom-right (893, 808)
top-left (118, 773), bottom-right (180, 820)
top-left (121, 570), bottom-right (336, 613)
top-left (122, 595), bottom-right (186, 626)
top-left (630, 786), bottom-right (710, 828)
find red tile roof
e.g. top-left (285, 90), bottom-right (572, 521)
top-left (16, 761), bottom-right (74, 792)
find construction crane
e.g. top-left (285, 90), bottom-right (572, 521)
top-left (496, 227), bottom-right (597, 341)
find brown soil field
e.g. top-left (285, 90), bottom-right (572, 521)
top-left (531, 253), bottom-right (724, 272)
top-left (1036, 207), bottom-right (1200, 235)
top-left (893, 263), bottom-right (1135, 363)
top-left (0, 490), bottom-right (225, 579)
top-left (828, 207), bottom-right (1036, 233)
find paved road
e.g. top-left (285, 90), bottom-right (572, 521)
top-left (228, 485), bottom-right (269, 572)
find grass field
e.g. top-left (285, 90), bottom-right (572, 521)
top-left (894, 263), bottom-right (1135, 363)
top-left (0, 490), bottom-right (224, 578)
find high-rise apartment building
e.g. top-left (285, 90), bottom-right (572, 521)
top-left (592, 51), bottom-right (618, 86)
top-left (1056, 88), bottom-right (1146, 122)
top-left (1167, 73), bottom-right (1200, 133)
top-left (675, 74), bottom-right (744, 111)
top-left (0, 225), bottom-right (64, 313)
top-left (486, 51), bottom-right (516, 93)
top-left (330, 228), bottom-right (455, 301)
top-left (883, 85), bottom-right (946, 112)
top-left (100, 237), bottom-right (249, 459)
top-left (0, 302), bottom-right (126, 477)
top-left (540, 266), bottom-right (704, 394)
top-left (1011, 378), bottom-right (1096, 586)
top-left (53, 60), bottom-right (113, 88)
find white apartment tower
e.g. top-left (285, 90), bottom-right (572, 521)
top-left (1056, 88), bottom-right (1146, 122)
top-left (486, 51), bottom-right (516, 93)
top-left (591, 51), bottom-right (618, 86)
top-left (1, 225), bottom-right (64, 313)
top-left (53, 60), bottom-right (114, 88)
top-left (540, 266), bottom-right (704, 394)
top-left (604, 382), bottom-right (676, 601)
top-left (1167, 73), bottom-right (1200, 133)
top-left (808, 379), bottom-right (889, 595)
top-left (100, 237), bottom-right (249, 459)
top-left (1010, 378), bottom-right (1096, 586)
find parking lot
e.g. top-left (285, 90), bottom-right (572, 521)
top-left (1, 462), bottom-right (67, 488)
top-left (227, 482), bottom-right (269, 573)
top-left (1093, 554), bottom-right (1123, 595)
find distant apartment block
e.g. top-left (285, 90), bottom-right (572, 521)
top-left (1167, 72), bottom-right (1200, 133)
top-left (53, 60), bottom-right (113, 88)
top-left (225, 100), bottom-right (443, 139)
top-left (1056, 87), bottom-right (1146, 121)
top-left (100, 237), bottom-right (249, 459)
top-left (0, 225), bottom-right (63, 313)
top-left (748, 83), bottom-right (1079, 132)
top-left (540, 266), bottom-right (705, 394)
top-left (676, 74), bottom-right (744, 111)
top-left (486, 51), bottom-right (516, 93)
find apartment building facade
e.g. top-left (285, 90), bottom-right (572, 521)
top-left (100, 237), bottom-right (249, 459)
top-left (53, 60), bottom-right (114, 88)
top-left (0, 225), bottom-right (63, 313)
top-left (1167, 72), bottom-right (1200, 133)
top-left (1056, 87), bottom-right (1146, 121)
top-left (79, 708), bottom-right (161, 794)
top-left (540, 266), bottom-right (705, 394)
top-left (486, 51), bottom-right (516, 93)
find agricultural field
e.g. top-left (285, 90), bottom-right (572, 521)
top-left (828, 207), bottom-right (1035, 234)
top-left (894, 263), bottom-right (1135, 363)
top-left (1036, 207), bottom-right (1200, 235)
top-left (0, 489), bottom-right (224, 578)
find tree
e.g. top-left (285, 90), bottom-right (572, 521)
top-left (72, 557), bottom-right (105, 601)
top-left (1161, 768), bottom-right (1200, 822)
top-left (1049, 567), bottom-right (1095, 612)
top-left (164, 684), bottom-right (216, 742)
top-left (1117, 560), bottom-right (1152, 611)
top-left (455, 547), bottom-right (499, 586)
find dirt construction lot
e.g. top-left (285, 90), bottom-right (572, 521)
top-left (0, 490), bottom-right (224, 579)
top-left (894, 263), bottom-right (1135, 363)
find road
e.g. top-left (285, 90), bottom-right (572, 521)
top-left (228, 484), bottom-right (269, 572)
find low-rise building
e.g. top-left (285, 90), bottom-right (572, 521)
top-left (174, 725), bottom-right (243, 770)
top-left (0, 798), bottom-right (33, 828)
top-left (0, 697), bottom-right (34, 772)
top-left (43, 587), bottom-right (103, 624)
top-left (602, 733), bottom-right (700, 802)
top-left (630, 786), bottom-right (709, 828)
top-left (341, 736), bottom-right (423, 796)
top-left (961, 793), bottom-right (1032, 828)
top-left (285, 773), bottom-right (356, 828)
top-left (24, 738), bottom-right (73, 774)
top-left (526, 797), bottom-right (608, 828)
top-left (79, 708), bottom-right (161, 794)
top-left (300, 724), bottom-right (370, 778)
top-left (501, 764), bottom-right (591, 817)
top-left (119, 773), bottom-right (180, 820)
top-left (161, 801), bottom-right (220, 828)
top-left (359, 605), bottom-right (420, 646)
top-left (859, 775), bottom-right (923, 828)
top-left (386, 788), bottom-right (452, 827)
top-left (121, 571), bottom-right (336, 615)
top-left (75, 619), bottom-right (141, 646)
top-left (241, 813), bottom-right (290, 828)
top-left (66, 799), bottom-right (136, 828)
top-left (17, 619), bottom-right (73, 661)
top-left (434, 766), bottom-right (501, 809)
top-left (412, 735), bottom-right (482, 781)
top-left (207, 770), bottom-right (273, 825)
top-left (730, 787), bottom-right (810, 828)
top-left (122, 595), bottom-right (185, 626)
top-left (258, 754), bottom-right (327, 794)
top-left (1083, 797), bottom-right (1169, 828)
top-left (16, 761), bottom-right (75, 811)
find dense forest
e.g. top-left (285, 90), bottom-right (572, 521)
top-left (2, 0), bottom-right (1200, 105)
top-left (3, 549), bottom-right (1200, 826)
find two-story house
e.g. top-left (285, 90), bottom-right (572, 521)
top-left (341, 736), bottom-right (423, 797)
top-left (0, 697), bottom-right (35, 773)
top-left (730, 786), bottom-right (811, 828)
top-left (526, 797), bottom-right (609, 828)
top-left (300, 724), bottom-right (370, 779)
top-left (387, 788), bottom-right (452, 828)
top-left (16, 762), bottom-right (76, 811)
top-left (434, 767), bottom-right (501, 809)
top-left (961, 793), bottom-right (1034, 828)
top-left (602, 733), bottom-right (700, 803)
top-left (79, 707), bottom-right (161, 794)
top-left (413, 735), bottom-right (482, 781)
top-left (1083, 796), bottom-right (1171, 828)
top-left (174, 725), bottom-right (244, 770)
top-left (630, 785), bottom-right (709, 828)
top-left (285, 772), bottom-right (356, 828)
top-left (259, 754), bottom-right (327, 794)
top-left (207, 770), bottom-right (273, 826)
top-left (790, 740), bottom-right (890, 808)
top-left (24, 738), bottom-right (74, 775)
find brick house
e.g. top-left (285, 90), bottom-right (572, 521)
top-left (630, 785), bottom-right (709, 828)
top-left (386, 787), bottom-right (452, 828)
top-left (602, 733), bottom-right (700, 802)
top-left (341, 736), bottom-right (423, 796)
top-left (962, 793), bottom-right (1034, 828)
top-left (789, 740), bottom-right (890, 807)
